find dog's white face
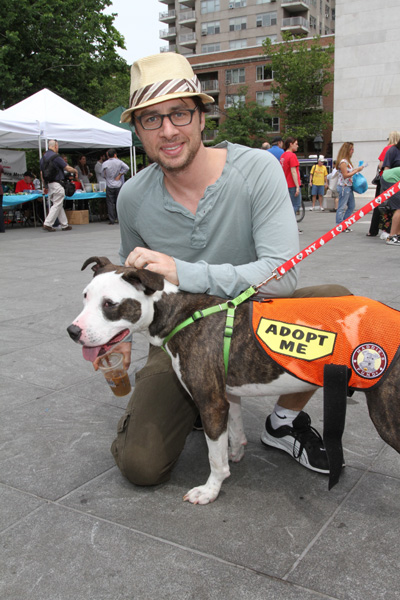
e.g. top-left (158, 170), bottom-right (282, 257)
top-left (71, 271), bottom-right (161, 361)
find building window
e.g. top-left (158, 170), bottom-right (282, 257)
top-left (332, 8), bottom-right (335, 20)
top-left (310, 15), bottom-right (316, 29)
top-left (201, 20), bottom-right (220, 35)
top-left (256, 34), bottom-right (277, 45)
top-left (201, 0), bottom-right (220, 14)
top-left (256, 12), bottom-right (277, 28)
top-left (256, 91), bottom-right (274, 107)
top-left (201, 43), bottom-right (221, 53)
top-left (325, 5), bottom-right (330, 18)
top-left (226, 68), bottom-right (246, 85)
top-left (229, 17), bottom-right (247, 31)
top-left (256, 65), bottom-right (273, 80)
top-left (229, 0), bottom-right (247, 7)
top-left (256, 0), bottom-right (273, 4)
top-left (225, 94), bottom-right (246, 108)
top-left (229, 39), bottom-right (247, 49)
top-left (265, 117), bottom-right (280, 132)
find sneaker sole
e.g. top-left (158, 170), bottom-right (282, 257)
top-left (260, 430), bottom-right (330, 474)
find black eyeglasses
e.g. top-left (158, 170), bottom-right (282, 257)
top-left (136, 107), bottom-right (198, 130)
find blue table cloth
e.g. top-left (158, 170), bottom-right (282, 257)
top-left (3, 191), bottom-right (106, 208)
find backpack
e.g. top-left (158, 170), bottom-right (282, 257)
top-left (42, 153), bottom-right (59, 183)
top-left (328, 169), bottom-right (339, 192)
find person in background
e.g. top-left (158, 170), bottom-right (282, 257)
top-left (376, 131), bottom-right (400, 197)
top-left (309, 156), bottom-right (328, 211)
top-left (366, 132), bottom-right (400, 237)
top-left (0, 158), bottom-right (10, 233)
top-left (280, 137), bottom-right (303, 234)
top-left (335, 142), bottom-right (365, 232)
top-left (40, 140), bottom-right (78, 232)
top-left (15, 171), bottom-right (35, 193)
top-left (327, 160), bottom-right (339, 212)
top-left (381, 140), bottom-right (400, 246)
top-left (74, 155), bottom-right (92, 186)
top-left (261, 141), bottom-right (270, 150)
top-left (267, 136), bottom-right (284, 161)
top-left (101, 149), bottom-right (129, 225)
top-left (95, 153), bottom-right (107, 185)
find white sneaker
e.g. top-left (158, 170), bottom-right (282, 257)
top-left (320, 207), bottom-right (324, 211)
top-left (309, 207), bottom-right (314, 211)
top-left (380, 231), bottom-right (389, 240)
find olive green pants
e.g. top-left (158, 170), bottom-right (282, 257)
top-left (111, 285), bottom-right (351, 486)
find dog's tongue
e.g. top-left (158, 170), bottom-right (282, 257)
top-left (81, 329), bottom-right (130, 362)
top-left (82, 345), bottom-right (103, 362)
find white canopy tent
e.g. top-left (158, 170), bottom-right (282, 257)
top-left (0, 89), bottom-right (135, 221)
top-left (0, 88), bottom-right (133, 151)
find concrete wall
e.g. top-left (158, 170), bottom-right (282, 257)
top-left (332, 0), bottom-right (400, 188)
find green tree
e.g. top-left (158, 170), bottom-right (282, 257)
top-left (262, 33), bottom-right (334, 142)
top-left (212, 86), bottom-right (276, 148)
top-left (0, 0), bottom-right (129, 114)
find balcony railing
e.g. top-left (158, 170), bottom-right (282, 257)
top-left (160, 44), bottom-right (177, 53)
top-left (281, 17), bottom-right (309, 33)
top-left (201, 80), bottom-right (219, 93)
top-left (179, 10), bottom-right (196, 24)
top-left (159, 9), bottom-right (176, 22)
top-left (203, 130), bottom-right (219, 142)
top-left (159, 27), bottom-right (177, 40)
top-left (179, 32), bottom-right (196, 45)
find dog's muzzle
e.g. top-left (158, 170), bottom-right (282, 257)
top-left (67, 324), bottom-right (82, 342)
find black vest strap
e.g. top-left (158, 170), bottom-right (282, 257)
top-left (323, 364), bottom-right (349, 490)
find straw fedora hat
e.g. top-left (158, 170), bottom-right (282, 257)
top-left (120, 53), bottom-right (215, 123)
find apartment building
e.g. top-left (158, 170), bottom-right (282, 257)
top-left (185, 37), bottom-right (334, 153)
top-left (159, 0), bottom-right (336, 56)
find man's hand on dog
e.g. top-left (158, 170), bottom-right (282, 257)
top-left (92, 341), bottom-right (132, 371)
top-left (125, 247), bottom-right (179, 285)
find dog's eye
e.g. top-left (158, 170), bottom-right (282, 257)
top-left (103, 299), bottom-right (117, 309)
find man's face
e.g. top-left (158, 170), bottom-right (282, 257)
top-left (134, 98), bottom-right (205, 174)
top-left (24, 176), bottom-right (32, 184)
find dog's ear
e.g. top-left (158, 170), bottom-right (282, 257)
top-left (122, 268), bottom-right (165, 295)
top-left (81, 257), bottom-right (112, 276)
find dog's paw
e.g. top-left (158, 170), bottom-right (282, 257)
top-left (183, 485), bottom-right (219, 505)
top-left (229, 443), bottom-right (246, 463)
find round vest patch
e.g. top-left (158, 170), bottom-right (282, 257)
top-left (351, 344), bottom-right (387, 379)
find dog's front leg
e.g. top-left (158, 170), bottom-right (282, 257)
top-left (227, 394), bottom-right (247, 462)
top-left (183, 430), bottom-right (230, 505)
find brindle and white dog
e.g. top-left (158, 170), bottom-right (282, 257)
top-left (67, 257), bottom-right (400, 504)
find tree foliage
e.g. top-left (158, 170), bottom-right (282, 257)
top-left (211, 86), bottom-right (276, 148)
top-left (0, 0), bottom-right (130, 114)
top-left (262, 33), bottom-right (334, 141)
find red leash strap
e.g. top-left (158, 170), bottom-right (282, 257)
top-left (256, 181), bottom-right (400, 289)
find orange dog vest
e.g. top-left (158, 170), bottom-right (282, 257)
top-left (251, 296), bottom-right (400, 390)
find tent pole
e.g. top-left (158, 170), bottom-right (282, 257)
top-left (39, 136), bottom-right (48, 221)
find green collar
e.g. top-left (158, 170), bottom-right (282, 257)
top-left (161, 286), bottom-right (257, 376)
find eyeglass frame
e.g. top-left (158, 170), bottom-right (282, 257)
top-left (134, 106), bottom-right (199, 131)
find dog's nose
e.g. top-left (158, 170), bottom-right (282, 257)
top-left (67, 324), bottom-right (82, 342)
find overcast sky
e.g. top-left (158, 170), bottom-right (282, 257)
top-left (105, 0), bottom-right (162, 65)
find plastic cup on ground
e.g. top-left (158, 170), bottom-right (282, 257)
top-left (98, 352), bottom-right (131, 397)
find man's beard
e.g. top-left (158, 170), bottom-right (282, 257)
top-left (144, 131), bottom-right (202, 175)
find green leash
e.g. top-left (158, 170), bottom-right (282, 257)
top-left (162, 286), bottom-right (257, 376)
